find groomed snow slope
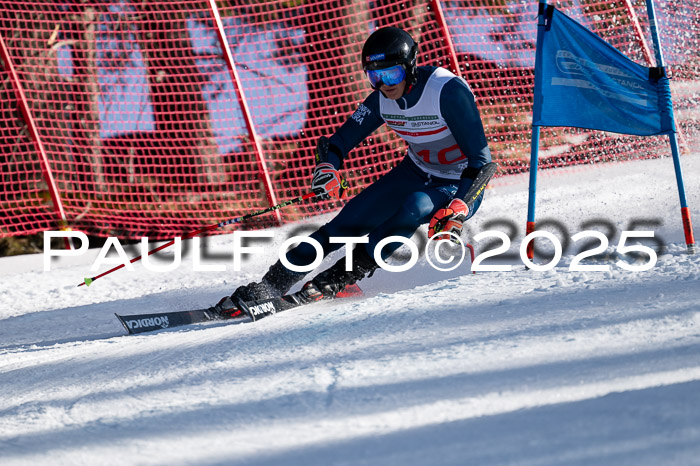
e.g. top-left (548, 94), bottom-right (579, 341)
top-left (1, 154), bottom-right (699, 466)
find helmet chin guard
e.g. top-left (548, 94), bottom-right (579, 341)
top-left (361, 27), bottom-right (418, 89)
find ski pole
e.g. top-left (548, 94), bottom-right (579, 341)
top-left (78, 192), bottom-right (319, 287)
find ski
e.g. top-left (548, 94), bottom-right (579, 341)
top-left (115, 308), bottom-right (225, 335)
top-left (115, 284), bottom-right (363, 335)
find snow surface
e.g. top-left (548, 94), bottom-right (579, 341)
top-left (1, 154), bottom-right (700, 465)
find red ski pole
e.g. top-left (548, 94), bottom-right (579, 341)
top-left (78, 192), bottom-right (318, 287)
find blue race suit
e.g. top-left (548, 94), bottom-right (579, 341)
top-left (287, 65), bottom-right (492, 266)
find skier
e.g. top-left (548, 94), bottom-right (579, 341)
top-left (213, 26), bottom-right (492, 316)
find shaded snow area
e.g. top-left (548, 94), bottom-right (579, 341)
top-left (1, 155), bottom-right (700, 465)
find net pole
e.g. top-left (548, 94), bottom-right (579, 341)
top-left (430, 0), bottom-right (461, 76)
top-left (644, 0), bottom-right (695, 254)
top-left (206, 0), bottom-right (282, 224)
top-left (0, 31), bottom-right (73, 250)
top-left (623, 0), bottom-right (655, 66)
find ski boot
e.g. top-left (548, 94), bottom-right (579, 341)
top-left (294, 245), bottom-right (378, 304)
top-left (210, 296), bottom-right (244, 320)
top-left (211, 261), bottom-right (306, 318)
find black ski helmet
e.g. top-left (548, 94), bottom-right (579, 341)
top-left (361, 27), bottom-right (418, 88)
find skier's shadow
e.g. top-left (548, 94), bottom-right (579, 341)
top-left (0, 287), bottom-right (241, 351)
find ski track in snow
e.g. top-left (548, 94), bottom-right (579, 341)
top-left (1, 155), bottom-right (700, 465)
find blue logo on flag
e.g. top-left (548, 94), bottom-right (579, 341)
top-left (532, 5), bottom-right (675, 136)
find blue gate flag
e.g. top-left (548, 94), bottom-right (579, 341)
top-left (532, 4), bottom-right (675, 136)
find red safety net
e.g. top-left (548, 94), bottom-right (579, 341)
top-left (1, 0), bottom-right (698, 240)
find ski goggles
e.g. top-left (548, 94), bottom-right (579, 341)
top-left (365, 64), bottom-right (406, 87)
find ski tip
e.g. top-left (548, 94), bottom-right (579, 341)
top-left (83, 277), bottom-right (94, 287)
